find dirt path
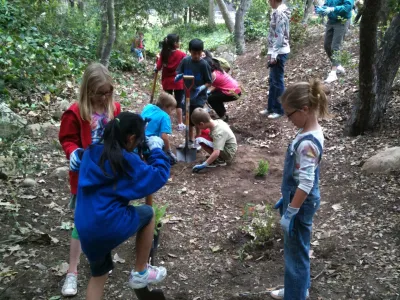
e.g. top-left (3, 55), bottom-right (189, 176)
top-left (0, 25), bottom-right (399, 300)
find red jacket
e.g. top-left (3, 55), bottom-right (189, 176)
top-left (156, 50), bottom-right (187, 91)
top-left (59, 102), bottom-right (121, 194)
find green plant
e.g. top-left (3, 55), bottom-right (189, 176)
top-left (255, 159), bottom-right (269, 177)
top-left (153, 203), bottom-right (168, 236)
top-left (332, 50), bottom-right (352, 68)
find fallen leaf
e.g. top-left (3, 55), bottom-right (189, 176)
top-left (113, 253), bottom-right (125, 264)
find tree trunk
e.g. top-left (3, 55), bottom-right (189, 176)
top-left (209, 0), bottom-right (216, 27)
top-left (115, 8), bottom-right (120, 43)
top-left (100, 0), bottom-right (116, 68)
top-left (215, 0), bottom-right (234, 33)
top-left (302, 0), bottom-right (314, 23)
top-left (346, 2), bottom-right (400, 135)
top-left (184, 7), bottom-right (188, 24)
top-left (189, 7), bottom-right (192, 23)
top-left (77, 0), bottom-right (84, 10)
top-left (97, 0), bottom-right (108, 59)
top-left (234, 0), bottom-right (252, 55)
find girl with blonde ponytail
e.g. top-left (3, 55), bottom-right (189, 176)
top-left (270, 79), bottom-right (329, 300)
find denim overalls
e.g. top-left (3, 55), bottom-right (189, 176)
top-left (280, 134), bottom-right (323, 300)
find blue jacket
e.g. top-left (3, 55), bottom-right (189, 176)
top-left (324, 0), bottom-right (353, 21)
top-left (75, 144), bottom-right (170, 261)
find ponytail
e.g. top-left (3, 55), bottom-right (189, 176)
top-left (161, 34), bottom-right (179, 66)
top-left (99, 112), bottom-right (145, 177)
top-left (309, 79), bottom-right (330, 119)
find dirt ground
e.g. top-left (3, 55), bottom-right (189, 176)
top-left (0, 25), bottom-right (399, 300)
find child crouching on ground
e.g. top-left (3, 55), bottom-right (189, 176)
top-left (141, 92), bottom-right (177, 164)
top-left (75, 112), bottom-right (170, 300)
top-left (191, 108), bottom-right (237, 172)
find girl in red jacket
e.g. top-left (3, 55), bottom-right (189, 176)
top-left (58, 63), bottom-right (121, 297)
top-left (156, 34), bottom-right (187, 131)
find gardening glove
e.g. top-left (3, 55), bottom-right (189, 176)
top-left (146, 136), bottom-right (164, 151)
top-left (166, 149), bottom-right (177, 165)
top-left (280, 204), bottom-right (300, 237)
top-left (315, 6), bottom-right (334, 15)
top-left (192, 162), bottom-right (208, 173)
top-left (193, 85), bottom-right (206, 98)
top-left (174, 73), bottom-right (183, 82)
top-left (274, 197), bottom-right (284, 217)
top-left (70, 148), bottom-right (84, 172)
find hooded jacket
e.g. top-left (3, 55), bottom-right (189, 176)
top-left (267, 3), bottom-right (291, 59)
top-left (58, 102), bottom-right (121, 195)
top-left (74, 145), bottom-right (170, 261)
top-left (324, 0), bottom-right (354, 22)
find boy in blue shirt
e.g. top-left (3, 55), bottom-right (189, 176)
top-left (141, 92), bottom-right (177, 164)
top-left (175, 38), bottom-right (212, 149)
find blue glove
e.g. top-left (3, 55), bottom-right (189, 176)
top-left (315, 6), bottom-right (334, 15)
top-left (280, 205), bottom-right (300, 237)
top-left (274, 197), bottom-right (284, 216)
top-left (146, 136), bottom-right (164, 151)
top-left (206, 89), bottom-right (211, 96)
top-left (193, 85), bottom-right (206, 98)
top-left (192, 162), bottom-right (208, 173)
top-left (174, 74), bottom-right (183, 82)
top-left (70, 148), bottom-right (84, 172)
top-left (166, 149), bottom-right (177, 165)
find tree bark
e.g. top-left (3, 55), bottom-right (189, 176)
top-left (215, 0), bottom-right (234, 33)
top-left (97, 0), bottom-right (108, 59)
top-left (346, 1), bottom-right (400, 135)
top-left (209, 0), bottom-right (216, 27)
top-left (302, 0), bottom-right (314, 23)
top-left (100, 0), bottom-right (116, 68)
top-left (184, 7), bottom-right (188, 24)
top-left (77, 0), bottom-right (84, 10)
top-left (234, 0), bottom-right (252, 55)
top-left (189, 6), bottom-right (192, 23)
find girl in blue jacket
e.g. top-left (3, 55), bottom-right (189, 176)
top-left (75, 112), bottom-right (170, 300)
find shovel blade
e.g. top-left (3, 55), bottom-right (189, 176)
top-left (176, 147), bottom-right (197, 163)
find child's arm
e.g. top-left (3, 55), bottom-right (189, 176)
top-left (59, 111), bottom-right (81, 159)
top-left (205, 149), bottom-right (220, 165)
top-left (161, 133), bottom-right (170, 150)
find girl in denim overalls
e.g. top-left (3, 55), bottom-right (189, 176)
top-left (271, 79), bottom-right (329, 300)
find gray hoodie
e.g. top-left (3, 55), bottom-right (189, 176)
top-left (267, 4), bottom-right (291, 59)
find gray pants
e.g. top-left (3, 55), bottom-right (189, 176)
top-left (324, 21), bottom-right (347, 67)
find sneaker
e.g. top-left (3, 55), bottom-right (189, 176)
top-left (324, 71), bottom-right (338, 83)
top-left (206, 158), bottom-right (227, 168)
top-left (61, 273), bottom-right (78, 297)
top-left (177, 123), bottom-right (186, 131)
top-left (336, 65), bottom-right (346, 75)
top-left (270, 288), bottom-right (309, 299)
top-left (260, 109), bottom-right (271, 115)
top-left (268, 113), bottom-right (282, 119)
top-left (192, 140), bottom-right (202, 151)
top-left (128, 265), bottom-right (167, 289)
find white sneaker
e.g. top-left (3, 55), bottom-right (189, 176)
top-left (177, 123), bottom-right (186, 131)
top-left (260, 109), bottom-right (270, 115)
top-left (268, 113), bottom-right (282, 119)
top-left (336, 65), bottom-right (346, 75)
top-left (128, 265), bottom-right (167, 289)
top-left (193, 140), bottom-right (202, 151)
top-left (324, 71), bottom-right (338, 83)
top-left (270, 288), bottom-right (309, 299)
top-left (61, 273), bottom-right (78, 297)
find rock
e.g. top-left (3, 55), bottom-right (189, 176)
top-left (27, 122), bottom-right (58, 137)
top-left (362, 147), bottom-right (400, 174)
top-left (58, 100), bottom-right (70, 112)
top-left (217, 52), bottom-right (235, 64)
top-left (21, 178), bottom-right (37, 187)
top-left (51, 166), bottom-right (69, 179)
top-left (0, 102), bottom-right (27, 138)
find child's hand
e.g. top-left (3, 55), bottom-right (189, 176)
top-left (273, 197), bottom-right (284, 216)
top-left (193, 85), bottom-right (206, 98)
top-left (192, 162), bottom-right (208, 173)
top-left (146, 136), bottom-right (164, 151)
top-left (166, 150), bottom-right (177, 165)
top-left (70, 148), bottom-right (84, 172)
top-left (174, 74), bottom-right (183, 82)
top-left (280, 205), bottom-right (300, 237)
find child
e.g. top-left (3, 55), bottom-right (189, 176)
top-left (203, 57), bottom-right (241, 121)
top-left (191, 108), bottom-right (237, 172)
top-left (175, 38), bottom-right (212, 150)
top-left (270, 79), bottom-right (329, 300)
top-left (315, 0), bottom-right (353, 83)
top-left (156, 34), bottom-right (187, 130)
top-left (75, 112), bottom-right (170, 300)
top-left (260, 0), bottom-right (291, 119)
top-left (131, 32), bottom-right (145, 62)
top-left (141, 92), bottom-right (177, 164)
top-left (59, 63), bottom-right (121, 296)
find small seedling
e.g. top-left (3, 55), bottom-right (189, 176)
top-left (255, 159), bottom-right (269, 177)
top-left (153, 203), bottom-right (168, 236)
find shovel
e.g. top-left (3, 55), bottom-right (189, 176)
top-left (176, 75), bottom-right (197, 163)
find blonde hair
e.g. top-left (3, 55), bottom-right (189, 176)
top-left (191, 108), bottom-right (211, 125)
top-left (156, 92), bottom-right (176, 109)
top-left (280, 79), bottom-right (330, 118)
top-left (78, 63), bottom-right (115, 121)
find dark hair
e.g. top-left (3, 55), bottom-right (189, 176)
top-left (161, 34), bottom-right (179, 66)
top-left (99, 112), bottom-right (145, 177)
top-left (203, 57), bottom-right (224, 73)
top-left (203, 50), bottom-right (212, 58)
top-left (189, 38), bottom-right (204, 51)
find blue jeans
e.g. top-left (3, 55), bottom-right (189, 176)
top-left (281, 135), bottom-right (323, 300)
top-left (268, 54), bottom-right (288, 115)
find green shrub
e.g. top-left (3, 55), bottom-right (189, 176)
top-left (255, 159), bottom-right (269, 177)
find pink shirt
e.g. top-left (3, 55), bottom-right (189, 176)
top-left (212, 71), bottom-right (241, 96)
